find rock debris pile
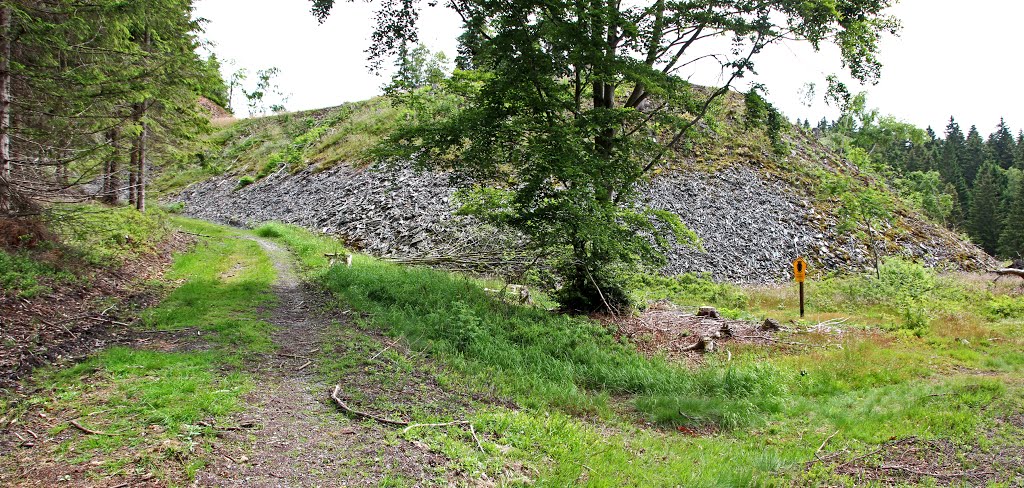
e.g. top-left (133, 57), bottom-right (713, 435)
top-left (175, 164), bottom-right (994, 282)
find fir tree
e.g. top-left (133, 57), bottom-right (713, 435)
top-left (969, 163), bottom-right (1005, 255)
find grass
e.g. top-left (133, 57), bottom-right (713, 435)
top-left (6, 217), bottom-right (1020, 485)
top-left (5, 217), bottom-right (278, 482)
top-left (0, 203), bottom-right (171, 298)
top-left (252, 221), bottom-right (1024, 485)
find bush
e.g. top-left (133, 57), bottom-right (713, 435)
top-left (254, 223), bottom-right (284, 238)
top-left (46, 204), bottom-right (170, 265)
top-left (984, 296), bottom-right (1024, 319)
top-left (237, 175), bottom-right (255, 188)
top-left (0, 250), bottom-right (72, 298)
top-left (160, 202), bottom-right (186, 214)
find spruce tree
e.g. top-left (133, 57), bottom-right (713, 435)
top-left (1015, 131), bottom-right (1024, 170)
top-left (964, 125), bottom-right (985, 185)
top-left (988, 118), bottom-right (1016, 169)
top-left (1000, 170), bottom-right (1024, 258)
top-left (939, 117), bottom-right (969, 221)
top-left (969, 163), bottom-right (1005, 255)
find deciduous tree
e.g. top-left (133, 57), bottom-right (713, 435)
top-left (311, 0), bottom-right (899, 309)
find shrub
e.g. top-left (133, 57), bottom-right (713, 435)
top-left (237, 175), bottom-right (255, 188)
top-left (160, 202), bottom-right (186, 214)
top-left (984, 295), bottom-right (1024, 319)
top-left (254, 223), bottom-right (285, 238)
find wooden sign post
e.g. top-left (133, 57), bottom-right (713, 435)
top-left (793, 257), bottom-right (807, 318)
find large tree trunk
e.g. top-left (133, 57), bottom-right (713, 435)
top-left (127, 135), bottom-right (138, 207)
top-left (0, 5), bottom-right (12, 213)
top-left (103, 128), bottom-right (120, 204)
top-left (136, 120), bottom-right (146, 211)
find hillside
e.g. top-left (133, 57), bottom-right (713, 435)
top-left (170, 95), bottom-right (994, 282)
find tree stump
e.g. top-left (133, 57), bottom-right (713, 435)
top-left (718, 323), bottom-right (733, 338)
top-left (696, 306), bottom-right (720, 319)
top-left (760, 318), bottom-right (781, 331)
top-left (680, 335), bottom-right (715, 353)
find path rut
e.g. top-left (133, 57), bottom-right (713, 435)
top-left (195, 238), bottom-right (452, 487)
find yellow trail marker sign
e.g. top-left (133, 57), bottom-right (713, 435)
top-left (793, 257), bottom-right (807, 283)
top-left (793, 257), bottom-right (807, 318)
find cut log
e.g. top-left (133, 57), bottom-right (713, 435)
top-left (994, 268), bottom-right (1024, 281)
top-left (696, 306), bottom-right (720, 319)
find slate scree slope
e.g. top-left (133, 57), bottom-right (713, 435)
top-left (175, 147), bottom-right (993, 283)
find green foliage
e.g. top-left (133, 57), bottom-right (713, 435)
top-left (237, 175), bottom-right (255, 188)
top-left (970, 163), bottom-right (1005, 255)
top-left (984, 295), bottom-right (1024, 320)
top-left (338, 0), bottom-right (898, 309)
top-left (21, 218), bottom-right (276, 469)
top-left (45, 204), bottom-right (170, 265)
top-left (197, 53), bottom-right (230, 109)
top-left (817, 165), bottom-right (896, 277)
top-left (626, 272), bottom-right (748, 312)
top-left (0, 250), bottom-right (73, 298)
top-left (259, 222), bottom-right (787, 427)
top-left (160, 201), bottom-right (185, 214)
top-left (4, 0), bottom-right (217, 213)
top-left (998, 170), bottom-right (1024, 257)
top-left (245, 222), bottom-right (1024, 487)
top-left (811, 258), bottom-right (970, 334)
top-left (254, 223), bottom-right (284, 238)
top-left (744, 86), bottom-right (789, 154)
top-left (896, 170), bottom-right (955, 225)
top-left (142, 218), bottom-right (277, 355)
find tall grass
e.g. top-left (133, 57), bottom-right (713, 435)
top-left (259, 222), bottom-right (789, 427)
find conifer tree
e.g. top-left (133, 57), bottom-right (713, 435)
top-left (988, 118), bottom-right (1016, 169)
top-left (1015, 131), bottom-right (1024, 170)
top-left (969, 163), bottom-right (1005, 255)
top-left (1000, 169), bottom-right (1024, 258)
top-left (964, 125), bottom-right (985, 185)
top-left (939, 117), bottom-right (969, 221)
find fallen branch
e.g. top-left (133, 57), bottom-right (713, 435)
top-left (70, 419), bottom-right (122, 436)
top-left (469, 424), bottom-right (484, 452)
top-left (401, 420), bottom-right (470, 434)
top-left (296, 360), bottom-right (312, 371)
top-left (815, 430), bottom-right (840, 461)
top-left (87, 316), bottom-right (131, 327)
top-left (278, 353), bottom-right (310, 360)
top-left (370, 336), bottom-right (403, 360)
top-left (738, 335), bottom-right (834, 349)
top-left (330, 384), bottom-right (408, 426)
top-left (877, 465), bottom-right (994, 479)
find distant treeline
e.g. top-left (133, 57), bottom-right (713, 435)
top-left (801, 95), bottom-right (1024, 259)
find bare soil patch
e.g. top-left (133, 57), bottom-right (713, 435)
top-left (601, 303), bottom-right (846, 362)
top-left (0, 232), bottom-right (192, 395)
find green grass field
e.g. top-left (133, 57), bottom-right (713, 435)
top-left (252, 221), bottom-right (1024, 486)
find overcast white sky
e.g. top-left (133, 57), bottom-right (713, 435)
top-left (194, 0), bottom-right (1023, 135)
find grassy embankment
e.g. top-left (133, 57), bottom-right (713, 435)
top-left (252, 221), bottom-right (1024, 486)
top-left (2, 214), bottom-right (278, 482)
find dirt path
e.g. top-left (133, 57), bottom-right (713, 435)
top-left (195, 238), bottom-right (455, 487)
